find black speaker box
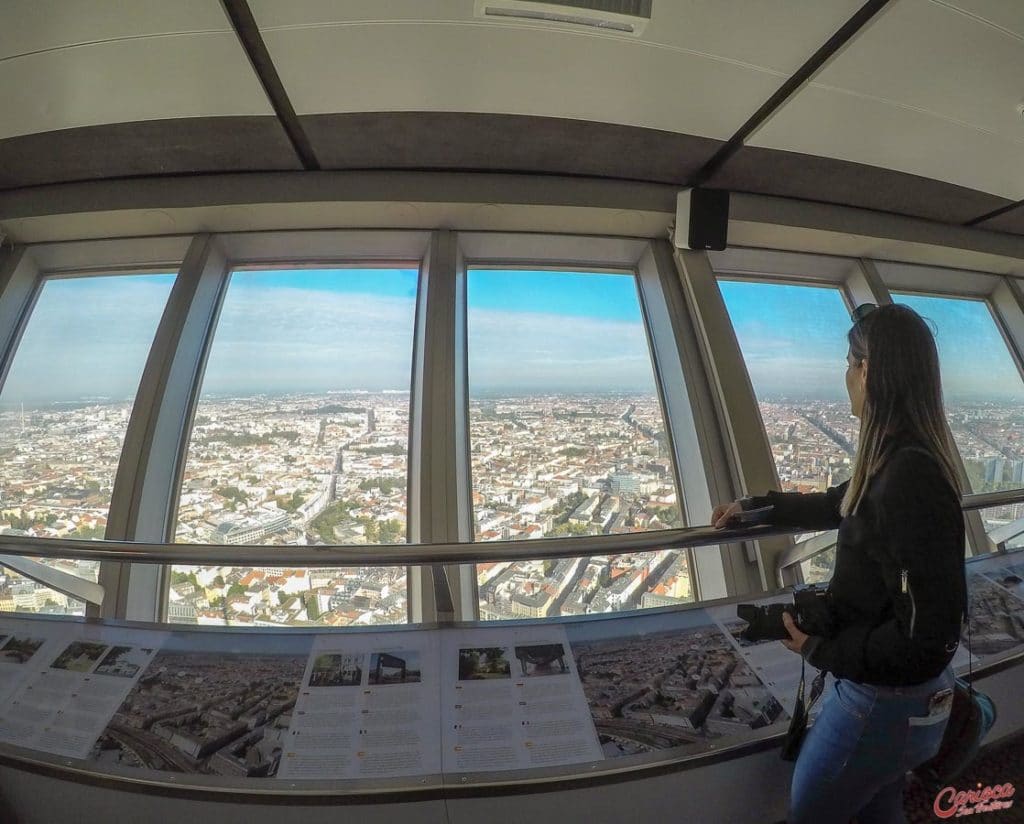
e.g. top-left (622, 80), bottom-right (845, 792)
top-left (675, 188), bottom-right (730, 251)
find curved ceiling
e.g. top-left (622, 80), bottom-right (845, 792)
top-left (0, 0), bottom-right (1022, 233)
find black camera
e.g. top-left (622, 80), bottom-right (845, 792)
top-left (736, 585), bottom-right (834, 643)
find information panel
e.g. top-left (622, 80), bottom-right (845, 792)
top-left (0, 548), bottom-right (1018, 787)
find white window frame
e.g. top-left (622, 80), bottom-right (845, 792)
top-left (0, 236), bottom-right (192, 618)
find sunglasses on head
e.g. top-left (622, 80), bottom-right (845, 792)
top-left (851, 303), bottom-right (878, 323)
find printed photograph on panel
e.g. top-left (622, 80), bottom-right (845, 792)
top-left (963, 572), bottom-right (1024, 658)
top-left (51, 641), bottom-right (108, 673)
top-left (308, 653), bottom-right (363, 687)
top-left (368, 651), bottom-right (421, 685)
top-left (983, 560), bottom-right (1024, 604)
top-left (567, 611), bottom-right (787, 759)
top-left (88, 632), bottom-right (312, 778)
top-left (94, 646), bottom-right (153, 679)
top-left (513, 643), bottom-right (569, 677)
top-left (0, 635), bottom-right (45, 664)
top-left (458, 647), bottom-right (511, 680)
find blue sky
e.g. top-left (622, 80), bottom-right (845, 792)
top-left (720, 281), bottom-right (1024, 403)
top-left (2, 270), bottom-right (1024, 403)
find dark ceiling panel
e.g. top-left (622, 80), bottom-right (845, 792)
top-left (0, 117), bottom-right (302, 189)
top-left (974, 203), bottom-right (1024, 236)
top-left (707, 145), bottom-right (1013, 225)
top-left (301, 112), bottom-right (721, 185)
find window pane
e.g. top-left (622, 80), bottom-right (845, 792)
top-left (892, 294), bottom-right (1024, 493)
top-left (0, 273), bottom-right (176, 614)
top-left (173, 268), bottom-right (417, 627)
top-left (798, 544), bottom-right (837, 585)
top-left (467, 269), bottom-right (688, 619)
top-left (977, 503), bottom-right (1024, 553)
top-left (719, 280), bottom-right (858, 493)
top-left (0, 567), bottom-right (85, 617)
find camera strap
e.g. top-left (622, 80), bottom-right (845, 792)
top-left (781, 656), bottom-right (826, 761)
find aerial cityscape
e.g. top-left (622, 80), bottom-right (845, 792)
top-left (572, 621), bottom-right (786, 758)
top-left (89, 638), bottom-right (309, 776)
top-left (2, 393), bottom-right (1024, 626)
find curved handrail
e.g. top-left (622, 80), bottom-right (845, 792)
top-left (0, 523), bottom-right (805, 567)
top-left (0, 486), bottom-right (1016, 574)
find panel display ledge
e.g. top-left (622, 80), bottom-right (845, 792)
top-left (0, 547), bottom-right (1018, 801)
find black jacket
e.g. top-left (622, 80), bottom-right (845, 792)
top-left (749, 442), bottom-right (967, 686)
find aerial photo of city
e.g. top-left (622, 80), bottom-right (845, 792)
top-left (569, 614), bottom-right (786, 759)
top-left (89, 633), bottom-right (312, 777)
top-left (963, 572), bottom-right (1024, 658)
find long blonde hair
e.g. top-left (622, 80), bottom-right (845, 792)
top-left (840, 304), bottom-right (962, 516)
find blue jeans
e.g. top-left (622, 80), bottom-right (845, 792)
top-left (788, 664), bottom-right (955, 824)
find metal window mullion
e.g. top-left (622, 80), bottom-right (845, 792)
top-left (978, 275), bottom-right (1024, 555)
top-left (845, 259), bottom-right (892, 308)
top-left (0, 246), bottom-right (41, 387)
top-left (408, 230), bottom-right (465, 622)
top-left (112, 235), bottom-right (230, 621)
top-left (449, 240), bottom-right (476, 618)
top-left (637, 240), bottom-right (745, 601)
top-left (673, 249), bottom-right (794, 589)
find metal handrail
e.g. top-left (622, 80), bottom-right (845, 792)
top-left (0, 488), bottom-right (1017, 581)
top-left (0, 524), bottom-right (804, 567)
top-left (961, 489), bottom-right (1024, 511)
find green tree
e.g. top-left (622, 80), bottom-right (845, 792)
top-left (227, 583), bottom-right (247, 597)
top-left (550, 521), bottom-right (590, 537)
top-left (359, 476), bottom-right (399, 495)
top-left (305, 594), bottom-right (320, 621)
top-left (559, 446), bottom-right (588, 458)
top-left (377, 519), bottom-right (403, 543)
top-left (310, 500), bottom-right (357, 543)
top-left (215, 485), bottom-right (248, 505)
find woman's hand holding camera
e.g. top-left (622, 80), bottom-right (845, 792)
top-left (781, 611), bottom-right (810, 655)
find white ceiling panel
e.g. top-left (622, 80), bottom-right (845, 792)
top-left (258, 22), bottom-right (783, 139)
top-left (752, 0), bottom-right (1024, 199)
top-left (251, 0), bottom-right (865, 76)
top-left (749, 86), bottom-right (1024, 200)
top-left (0, 0), bottom-right (231, 61)
top-left (936, 0), bottom-right (1024, 38)
top-left (0, 33), bottom-right (274, 141)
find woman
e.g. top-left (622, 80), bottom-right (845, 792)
top-left (712, 303), bottom-right (967, 824)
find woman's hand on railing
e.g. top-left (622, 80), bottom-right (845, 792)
top-left (711, 500), bottom-right (744, 529)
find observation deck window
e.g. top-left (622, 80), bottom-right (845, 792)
top-left (171, 267), bottom-right (418, 628)
top-left (718, 279), bottom-right (856, 585)
top-left (0, 273), bottom-right (176, 616)
top-left (466, 268), bottom-right (690, 620)
top-left (892, 293), bottom-right (1024, 496)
